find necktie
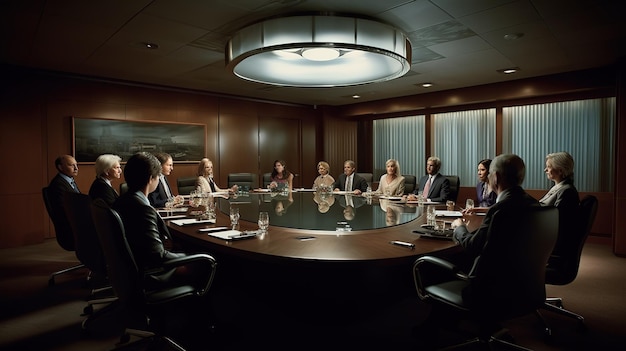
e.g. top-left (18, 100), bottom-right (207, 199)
top-left (346, 175), bottom-right (352, 192)
top-left (422, 176), bottom-right (431, 198)
top-left (161, 175), bottom-right (172, 198)
top-left (209, 177), bottom-right (216, 192)
top-left (71, 179), bottom-right (80, 193)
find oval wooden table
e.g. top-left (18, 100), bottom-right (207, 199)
top-left (167, 191), bottom-right (464, 348)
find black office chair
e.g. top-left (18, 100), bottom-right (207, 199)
top-left (413, 205), bottom-right (558, 350)
top-left (536, 195), bottom-right (598, 335)
top-left (357, 172), bottom-right (373, 187)
top-left (262, 173), bottom-right (272, 188)
top-left (176, 176), bottom-right (198, 195)
top-left (42, 187), bottom-right (86, 286)
top-left (444, 175), bottom-right (460, 202)
top-left (62, 192), bottom-right (118, 327)
top-left (90, 199), bottom-right (218, 350)
top-left (404, 175), bottom-right (417, 194)
top-left (228, 172), bottom-right (257, 189)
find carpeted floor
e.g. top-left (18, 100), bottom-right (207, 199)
top-left (0, 237), bottom-right (624, 351)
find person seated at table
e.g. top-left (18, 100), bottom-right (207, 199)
top-left (148, 152), bottom-right (184, 208)
top-left (538, 151), bottom-right (580, 260)
top-left (268, 159), bottom-right (294, 192)
top-left (113, 152), bottom-right (194, 286)
top-left (333, 160), bottom-right (368, 195)
top-left (375, 158), bottom-right (405, 196)
top-left (451, 154), bottom-right (538, 259)
top-left (195, 158), bottom-right (237, 194)
top-left (88, 154), bottom-right (122, 206)
top-left (407, 156), bottom-right (450, 202)
top-left (470, 158), bottom-right (496, 213)
top-left (313, 161), bottom-right (335, 190)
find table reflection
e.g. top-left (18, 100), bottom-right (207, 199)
top-left (216, 191), bottom-right (423, 232)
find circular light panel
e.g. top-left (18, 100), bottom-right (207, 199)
top-left (226, 15), bottom-right (411, 87)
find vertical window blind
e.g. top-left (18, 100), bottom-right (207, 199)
top-left (373, 115), bottom-right (425, 180)
top-left (503, 98), bottom-right (615, 192)
top-left (432, 109), bottom-right (496, 187)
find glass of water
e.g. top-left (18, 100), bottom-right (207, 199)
top-left (229, 207), bottom-right (240, 229)
top-left (465, 198), bottom-right (475, 211)
top-left (258, 211), bottom-right (269, 233)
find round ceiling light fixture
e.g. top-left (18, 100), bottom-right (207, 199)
top-left (226, 14), bottom-right (412, 87)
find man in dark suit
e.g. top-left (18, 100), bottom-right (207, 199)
top-left (47, 155), bottom-right (81, 249)
top-left (411, 156), bottom-right (450, 202)
top-left (451, 154), bottom-right (538, 259)
top-left (333, 160), bottom-right (368, 195)
top-left (112, 152), bottom-right (184, 275)
top-left (148, 152), bottom-right (183, 208)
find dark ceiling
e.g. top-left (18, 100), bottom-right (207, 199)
top-left (1, 0), bottom-right (625, 106)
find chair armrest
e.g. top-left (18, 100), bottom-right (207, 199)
top-left (145, 253), bottom-right (218, 296)
top-left (413, 255), bottom-right (467, 300)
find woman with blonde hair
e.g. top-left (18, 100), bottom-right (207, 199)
top-left (195, 158), bottom-right (237, 193)
top-left (375, 159), bottom-right (405, 196)
top-left (313, 161), bottom-right (335, 190)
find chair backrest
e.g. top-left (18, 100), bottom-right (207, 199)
top-left (62, 192), bottom-right (106, 275)
top-left (119, 182), bottom-right (129, 196)
top-left (404, 175), bottom-right (417, 194)
top-left (546, 195), bottom-right (598, 285)
top-left (444, 175), bottom-right (460, 202)
top-left (42, 187), bottom-right (75, 251)
top-left (90, 198), bottom-right (140, 305)
top-left (176, 176), bottom-right (198, 195)
top-left (262, 173), bottom-right (272, 187)
top-left (357, 173), bottom-right (373, 186)
top-left (228, 172), bottom-right (257, 189)
top-left (469, 205), bottom-right (558, 318)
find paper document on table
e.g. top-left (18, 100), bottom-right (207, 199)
top-left (157, 207), bottom-right (188, 213)
top-left (171, 218), bottom-right (216, 226)
top-left (435, 210), bottom-right (463, 217)
top-left (160, 214), bottom-right (187, 220)
top-left (206, 230), bottom-right (260, 240)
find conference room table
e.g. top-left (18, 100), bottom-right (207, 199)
top-left (165, 190), bottom-right (473, 345)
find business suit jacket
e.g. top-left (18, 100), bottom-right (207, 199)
top-left (47, 173), bottom-right (79, 250)
top-left (148, 176), bottom-right (173, 208)
top-left (453, 186), bottom-right (538, 261)
top-left (333, 173), bottom-right (369, 193)
top-left (476, 181), bottom-right (496, 207)
top-left (88, 177), bottom-right (119, 206)
top-left (113, 191), bottom-right (183, 271)
top-left (414, 173), bottom-right (450, 202)
top-left (539, 180), bottom-right (580, 259)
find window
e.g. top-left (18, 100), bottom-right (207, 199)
top-left (503, 98), bottom-right (615, 192)
top-left (432, 109), bottom-right (496, 187)
top-left (373, 115), bottom-right (425, 180)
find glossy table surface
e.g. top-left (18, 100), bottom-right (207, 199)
top-left (167, 191), bottom-right (461, 265)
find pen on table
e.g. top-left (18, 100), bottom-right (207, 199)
top-left (389, 240), bottom-right (415, 249)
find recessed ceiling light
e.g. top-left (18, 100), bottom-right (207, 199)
top-left (352, 94), bottom-right (361, 99)
top-left (143, 42), bottom-right (159, 49)
top-left (421, 83), bottom-right (433, 88)
top-left (503, 33), bottom-right (524, 40)
top-left (497, 67), bottom-right (520, 74)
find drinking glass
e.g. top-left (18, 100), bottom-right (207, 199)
top-left (465, 198), bottom-right (475, 211)
top-left (229, 207), bottom-right (240, 229)
top-left (258, 211), bottom-right (269, 233)
top-left (446, 200), bottom-right (455, 211)
top-left (165, 197), bottom-right (174, 215)
top-left (426, 205), bottom-right (436, 226)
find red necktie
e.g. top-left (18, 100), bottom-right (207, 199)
top-left (422, 176), bottom-right (431, 198)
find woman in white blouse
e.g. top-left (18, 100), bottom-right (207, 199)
top-left (375, 159), bottom-right (405, 196)
top-left (195, 158), bottom-right (236, 193)
top-left (312, 161), bottom-right (335, 190)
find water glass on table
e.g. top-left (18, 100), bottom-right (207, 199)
top-left (258, 211), bottom-right (269, 233)
top-left (229, 207), bottom-right (240, 229)
top-left (465, 198), bottom-right (474, 211)
top-left (446, 200), bottom-right (455, 211)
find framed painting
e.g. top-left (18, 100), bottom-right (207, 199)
top-left (72, 117), bottom-right (206, 163)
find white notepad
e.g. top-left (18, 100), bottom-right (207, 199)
top-left (171, 218), bottom-right (216, 226)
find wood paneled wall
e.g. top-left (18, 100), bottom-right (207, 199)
top-left (0, 67), bottom-right (320, 248)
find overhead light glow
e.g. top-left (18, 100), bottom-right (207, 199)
top-left (226, 14), bottom-right (412, 87)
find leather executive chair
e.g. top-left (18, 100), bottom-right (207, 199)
top-left (536, 195), bottom-right (598, 336)
top-left (228, 172), bottom-right (257, 189)
top-left (42, 187), bottom-right (86, 286)
top-left (413, 205), bottom-right (558, 350)
top-left (176, 176), bottom-right (198, 195)
top-left (90, 198), bottom-right (218, 350)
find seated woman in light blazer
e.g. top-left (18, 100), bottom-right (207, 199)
top-left (195, 158), bottom-right (236, 193)
top-left (375, 159), bottom-right (405, 196)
